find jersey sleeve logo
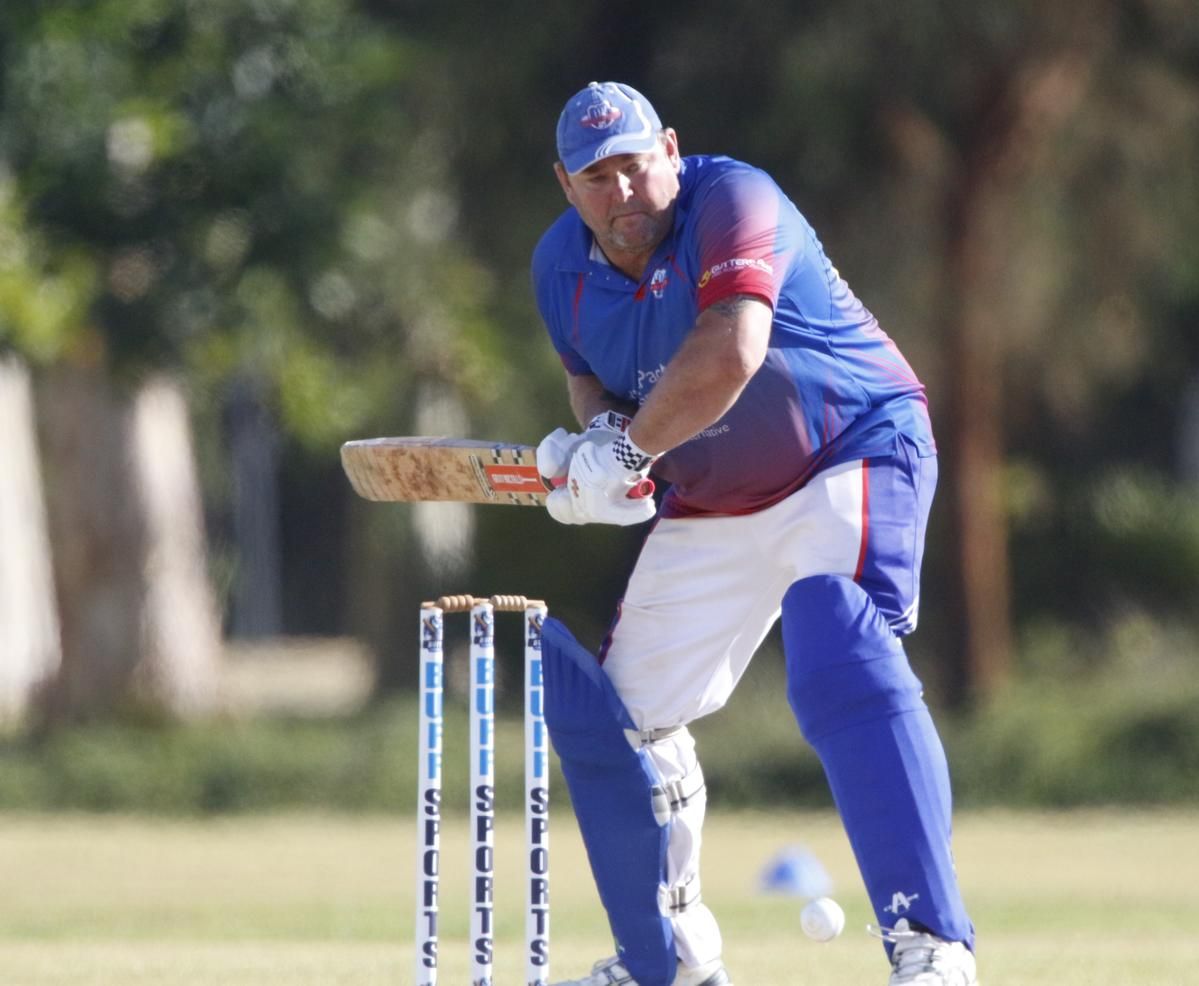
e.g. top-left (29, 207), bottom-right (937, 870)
top-left (698, 257), bottom-right (773, 288)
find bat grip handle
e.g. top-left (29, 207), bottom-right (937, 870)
top-left (627, 478), bottom-right (655, 499)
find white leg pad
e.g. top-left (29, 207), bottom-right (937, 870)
top-left (642, 727), bottom-right (723, 969)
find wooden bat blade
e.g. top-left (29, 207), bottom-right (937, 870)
top-left (340, 437), bottom-right (552, 506)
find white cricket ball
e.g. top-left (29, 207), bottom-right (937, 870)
top-left (800, 896), bottom-right (845, 942)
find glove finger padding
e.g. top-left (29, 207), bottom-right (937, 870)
top-left (545, 486), bottom-right (585, 525)
top-left (545, 480), bottom-right (655, 526)
top-left (587, 487), bottom-right (657, 526)
top-left (535, 427), bottom-right (583, 482)
top-left (546, 480), bottom-right (658, 527)
top-left (559, 437), bottom-right (657, 526)
top-left (536, 419), bottom-right (627, 486)
top-left (542, 427), bottom-right (657, 527)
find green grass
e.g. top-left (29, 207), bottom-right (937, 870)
top-left (2, 809), bottom-right (1198, 984)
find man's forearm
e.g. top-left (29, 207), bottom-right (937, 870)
top-left (629, 294), bottom-right (772, 455)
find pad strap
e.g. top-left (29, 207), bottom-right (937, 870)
top-left (660, 873), bottom-right (703, 915)
top-left (635, 724), bottom-right (685, 745)
top-left (650, 764), bottom-right (706, 826)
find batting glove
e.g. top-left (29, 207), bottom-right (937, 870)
top-left (586, 410), bottom-right (633, 435)
top-left (535, 412), bottom-right (633, 485)
top-left (535, 427), bottom-right (582, 484)
top-left (545, 433), bottom-right (657, 527)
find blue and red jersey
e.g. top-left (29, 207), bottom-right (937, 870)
top-left (532, 154), bottom-right (934, 518)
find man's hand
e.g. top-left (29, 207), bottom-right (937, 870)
top-left (535, 411), bottom-right (633, 484)
top-left (535, 427), bottom-right (582, 483)
top-left (545, 434), bottom-right (656, 526)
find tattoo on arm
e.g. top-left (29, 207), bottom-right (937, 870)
top-left (707, 294), bottom-right (762, 319)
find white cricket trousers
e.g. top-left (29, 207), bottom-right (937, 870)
top-left (602, 459), bottom-right (873, 968)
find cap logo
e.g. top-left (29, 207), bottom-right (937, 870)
top-left (557, 82), bottom-right (662, 174)
top-left (581, 99), bottom-right (623, 130)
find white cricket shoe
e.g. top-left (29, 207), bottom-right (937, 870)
top-left (875, 919), bottom-right (978, 986)
top-left (550, 954), bottom-right (732, 986)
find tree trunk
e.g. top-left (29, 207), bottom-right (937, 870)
top-left (940, 48), bottom-right (1101, 704)
top-left (942, 194), bottom-right (1016, 703)
top-left (0, 356), bottom-right (62, 727)
top-left (36, 364), bottom-right (222, 724)
top-left (130, 376), bottom-right (224, 715)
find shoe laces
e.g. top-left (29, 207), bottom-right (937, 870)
top-left (868, 919), bottom-right (976, 986)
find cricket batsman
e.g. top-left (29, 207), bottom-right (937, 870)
top-left (531, 82), bottom-right (979, 986)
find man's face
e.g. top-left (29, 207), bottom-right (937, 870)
top-left (555, 130), bottom-right (682, 272)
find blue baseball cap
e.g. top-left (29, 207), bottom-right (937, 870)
top-left (556, 81), bottom-right (664, 175)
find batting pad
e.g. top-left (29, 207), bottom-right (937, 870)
top-left (782, 576), bottom-right (975, 950)
top-left (542, 618), bottom-right (677, 986)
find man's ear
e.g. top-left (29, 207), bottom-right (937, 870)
top-left (661, 128), bottom-right (681, 172)
top-left (553, 162), bottom-right (576, 205)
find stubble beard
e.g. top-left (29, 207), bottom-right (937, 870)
top-left (603, 210), bottom-right (668, 257)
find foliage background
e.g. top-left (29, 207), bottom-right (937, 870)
top-left (1, 0), bottom-right (1198, 806)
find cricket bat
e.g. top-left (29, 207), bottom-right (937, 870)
top-left (340, 436), bottom-right (654, 506)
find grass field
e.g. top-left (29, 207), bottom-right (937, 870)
top-left (1, 808), bottom-right (1197, 985)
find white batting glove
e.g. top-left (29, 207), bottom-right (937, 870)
top-left (545, 433), bottom-right (657, 526)
top-left (545, 482), bottom-right (587, 524)
top-left (535, 427), bottom-right (582, 484)
top-left (535, 412), bottom-right (633, 486)
top-left (586, 410), bottom-right (633, 436)
top-left (543, 428), bottom-right (621, 524)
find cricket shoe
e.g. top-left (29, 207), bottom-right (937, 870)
top-left (550, 954), bottom-right (732, 986)
top-left (873, 919), bottom-right (978, 986)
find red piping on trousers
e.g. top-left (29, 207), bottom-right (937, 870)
top-left (853, 461), bottom-right (870, 583)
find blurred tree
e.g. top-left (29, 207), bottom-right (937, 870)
top-left (0, 0), bottom-right (504, 718)
top-left (34, 362), bottom-right (222, 722)
top-left (3, 0), bottom-right (1196, 719)
top-left (888, 6), bottom-right (1118, 701)
top-left (0, 355), bottom-right (60, 725)
top-left (426, 0), bottom-right (1199, 702)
